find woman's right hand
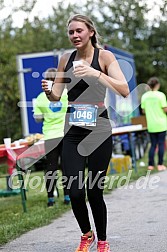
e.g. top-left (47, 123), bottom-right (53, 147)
top-left (41, 79), bottom-right (51, 94)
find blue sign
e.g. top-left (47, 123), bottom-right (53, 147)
top-left (104, 45), bottom-right (139, 126)
top-left (17, 51), bottom-right (59, 136)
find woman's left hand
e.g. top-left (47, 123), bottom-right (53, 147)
top-left (73, 64), bottom-right (100, 79)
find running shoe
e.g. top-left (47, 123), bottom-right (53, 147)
top-left (157, 165), bottom-right (166, 171)
top-left (47, 201), bottom-right (55, 207)
top-left (47, 197), bottom-right (55, 207)
top-left (148, 166), bottom-right (154, 170)
top-left (64, 195), bottom-right (71, 205)
top-left (75, 231), bottom-right (95, 252)
top-left (97, 241), bottom-right (111, 252)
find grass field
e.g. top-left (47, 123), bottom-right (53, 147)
top-left (0, 169), bottom-right (71, 245)
top-left (0, 146), bottom-right (166, 246)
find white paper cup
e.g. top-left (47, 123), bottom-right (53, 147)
top-left (73, 60), bottom-right (83, 69)
top-left (4, 138), bottom-right (11, 149)
top-left (14, 140), bottom-right (20, 147)
top-left (46, 80), bottom-right (53, 91)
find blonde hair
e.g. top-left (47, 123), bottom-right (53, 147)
top-left (67, 14), bottom-right (101, 48)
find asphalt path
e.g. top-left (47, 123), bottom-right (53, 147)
top-left (0, 170), bottom-right (167, 252)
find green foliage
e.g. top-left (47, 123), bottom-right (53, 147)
top-left (147, 20), bottom-right (167, 95)
top-left (0, 0), bottom-right (167, 141)
top-left (0, 19), bottom-right (22, 140)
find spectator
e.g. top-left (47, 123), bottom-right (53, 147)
top-left (141, 77), bottom-right (167, 171)
top-left (33, 68), bottom-right (70, 207)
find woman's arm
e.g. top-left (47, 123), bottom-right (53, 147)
top-left (42, 54), bottom-right (69, 101)
top-left (73, 50), bottom-right (129, 97)
top-left (98, 50), bottom-right (129, 97)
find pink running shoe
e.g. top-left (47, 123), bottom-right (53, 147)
top-left (75, 231), bottom-right (95, 252)
top-left (97, 241), bottom-right (111, 252)
top-left (157, 165), bottom-right (167, 171)
top-left (148, 166), bottom-right (154, 170)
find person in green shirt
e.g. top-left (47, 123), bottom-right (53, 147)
top-left (33, 68), bottom-right (70, 207)
top-left (141, 77), bottom-right (167, 171)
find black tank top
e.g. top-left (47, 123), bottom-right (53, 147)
top-left (64, 48), bottom-right (111, 134)
top-left (64, 48), bottom-right (106, 104)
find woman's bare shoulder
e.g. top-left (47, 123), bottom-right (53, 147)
top-left (98, 48), bottom-right (116, 72)
top-left (60, 50), bottom-right (75, 66)
top-left (99, 49), bottom-right (116, 62)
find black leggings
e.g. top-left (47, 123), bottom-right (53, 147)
top-left (45, 138), bottom-right (69, 198)
top-left (62, 130), bottom-right (112, 240)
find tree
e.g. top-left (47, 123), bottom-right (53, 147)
top-left (146, 20), bottom-right (167, 94)
top-left (0, 0), bottom-right (166, 142)
top-left (0, 19), bottom-right (22, 140)
top-left (0, 1), bottom-right (80, 141)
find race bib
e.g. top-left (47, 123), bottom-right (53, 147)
top-left (69, 104), bottom-right (98, 127)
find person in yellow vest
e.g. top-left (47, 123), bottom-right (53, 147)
top-left (33, 68), bottom-right (70, 207)
top-left (141, 77), bottom-right (167, 171)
